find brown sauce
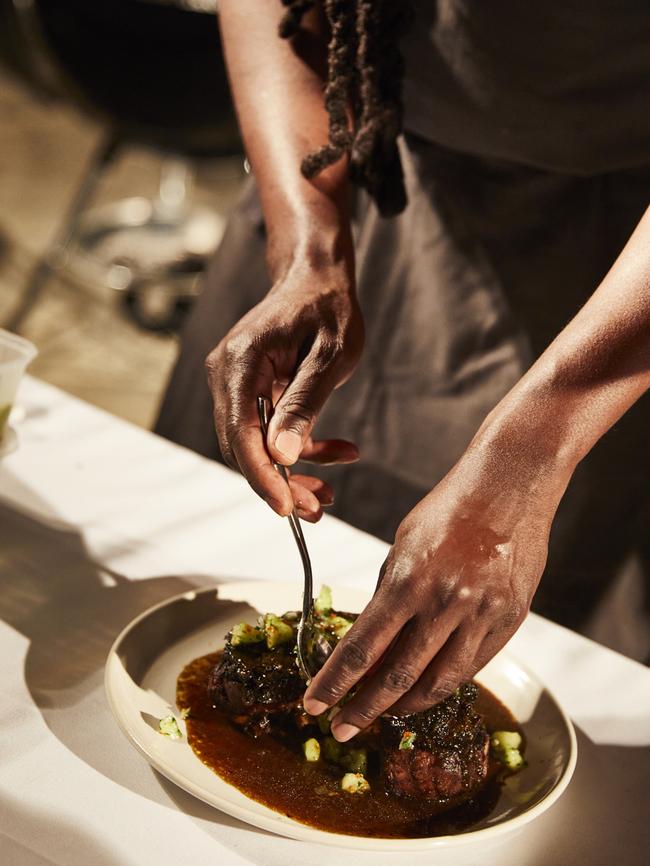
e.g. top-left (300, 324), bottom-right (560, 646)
top-left (177, 652), bottom-right (521, 839)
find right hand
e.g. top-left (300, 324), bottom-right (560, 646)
top-left (205, 259), bottom-right (364, 521)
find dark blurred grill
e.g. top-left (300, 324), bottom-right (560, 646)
top-left (30, 0), bottom-right (239, 155)
top-left (1, 0), bottom-right (242, 333)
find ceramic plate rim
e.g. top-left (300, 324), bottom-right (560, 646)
top-left (105, 581), bottom-right (578, 851)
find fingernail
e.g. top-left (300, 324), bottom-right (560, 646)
top-left (303, 697), bottom-right (328, 716)
top-left (274, 430), bottom-right (302, 463)
top-left (331, 721), bottom-right (360, 743)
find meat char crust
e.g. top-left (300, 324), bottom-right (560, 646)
top-left (381, 683), bottom-right (490, 802)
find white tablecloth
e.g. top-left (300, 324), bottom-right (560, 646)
top-left (0, 377), bottom-right (648, 866)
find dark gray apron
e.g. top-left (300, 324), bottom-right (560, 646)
top-left (156, 1), bottom-right (650, 640)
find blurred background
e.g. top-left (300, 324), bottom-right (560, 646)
top-left (0, 0), bottom-right (244, 428)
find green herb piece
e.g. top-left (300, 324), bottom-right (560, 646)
top-left (263, 613), bottom-right (294, 648)
top-left (180, 707), bottom-right (191, 720)
top-left (314, 585), bottom-right (333, 615)
top-left (302, 738), bottom-right (321, 762)
top-left (158, 715), bottom-right (182, 740)
top-left (230, 622), bottom-right (265, 646)
top-left (490, 731), bottom-right (525, 772)
top-left (502, 747), bottom-right (525, 770)
top-left (399, 731), bottom-right (416, 750)
top-left (490, 730), bottom-right (522, 751)
top-left (327, 615), bottom-right (353, 639)
top-left (341, 772), bottom-right (370, 794)
top-left (317, 713), bottom-right (330, 735)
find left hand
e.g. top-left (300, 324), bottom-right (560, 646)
top-left (303, 443), bottom-right (567, 741)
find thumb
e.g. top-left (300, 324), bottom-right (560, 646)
top-left (267, 350), bottom-right (340, 465)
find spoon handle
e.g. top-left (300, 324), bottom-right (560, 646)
top-left (257, 396), bottom-right (313, 680)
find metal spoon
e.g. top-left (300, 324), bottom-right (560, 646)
top-left (257, 396), bottom-right (318, 681)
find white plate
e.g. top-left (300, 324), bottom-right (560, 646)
top-left (105, 581), bottom-right (577, 851)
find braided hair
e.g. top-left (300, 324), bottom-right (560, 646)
top-left (279, 0), bottom-right (413, 217)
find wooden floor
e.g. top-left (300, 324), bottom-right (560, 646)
top-left (0, 67), bottom-right (244, 429)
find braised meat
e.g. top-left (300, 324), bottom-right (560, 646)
top-left (381, 683), bottom-right (490, 801)
top-left (208, 640), bottom-right (303, 716)
top-left (204, 587), bottom-right (525, 816)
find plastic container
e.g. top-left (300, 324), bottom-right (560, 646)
top-left (0, 329), bottom-right (37, 444)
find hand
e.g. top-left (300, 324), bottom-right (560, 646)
top-left (205, 258), bottom-right (364, 521)
top-left (303, 443), bottom-right (568, 740)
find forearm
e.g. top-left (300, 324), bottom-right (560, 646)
top-left (473, 208), bottom-right (650, 500)
top-left (218, 0), bottom-right (352, 279)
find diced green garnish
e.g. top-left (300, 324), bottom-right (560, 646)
top-left (399, 731), bottom-right (416, 750)
top-left (491, 730), bottom-right (522, 751)
top-left (317, 713), bottom-right (330, 735)
top-left (263, 613), bottom-right (294, 648)
top-left (180, 707), bottom-right (191, 720)
top-left (327, 615), bottom-right (353, 639)
top-left (322, 736), bottom-right (343, 764)
top-left (302, 738), bottom-right (321, 762)
top-left (230, 622), bottom-right (264, 646)
top-left (158, 715), bottom-right (182, 740)
top-left (502, 747), bottom-right (525, 770)
top-left (490, 731), bottom-right (525, 772)
top-left (314, 585), bottom-right (333, 615)
top-left (342, 748), bottom-right (367, 775)
top-left (341, 772), bottom-right (370, 794)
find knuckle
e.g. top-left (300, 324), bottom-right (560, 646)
top-left (500, 600), bottom-right (527, 630)
top-left (348, 705), bottom-right (380, 725)
top-left (204, 348), bottom-right (221, 380)
top-left (380, 667), bottom-right (418, 693)
top-left (203, 349), bottom-right (219, 373)
top-left (222, 331), bottom-right (254, 369)
top-left (311, 680), bottom-right (343, 705)
top-left (477, 589), bottom-right (508, 618)
top-left (313, 335), bottom-right (342, 369)
top-left (338, 638), bottom-right (371, 672)
top-left (277, 396), bottom-right (316, 431)
top-left (226, 422), bottom-right (259, 460)
top-left (218, 442), bottom-right (240, 473)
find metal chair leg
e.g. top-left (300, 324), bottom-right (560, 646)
top-left (4, 132), bottom-right (121, 334)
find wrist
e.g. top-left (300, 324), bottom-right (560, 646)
top-left (267, 217), bottom-right (354, 285)
top-left (467, 380), bottom-right (580, 510)
top-left (264, 165), bottom-right (354, 285)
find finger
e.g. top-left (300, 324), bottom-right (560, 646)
top-left (389, 624), bottom-right (489, 715)
top-left (267, 341), bottom-right (343, 466)
top-left (303, 586), bottom-right (408, 716)
top-left (228, 423), bottom-right (294, 517)
top-left (290, 474), bottom-right (334, 506)
top-left (288, 479), bottom-right (323, 523)
top-left (299, 438), bottom-right (359, 465)
top-left (271, 378), bottom-right (289, 406)
top-left (206, 345), bottom-right (295, 515)
top-left (329, 614), bottom-right (457, 741)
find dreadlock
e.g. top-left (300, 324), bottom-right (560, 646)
top-left (279, 0), bottom-right (413, 217)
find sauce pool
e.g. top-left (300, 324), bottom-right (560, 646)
top-left (177, 651), bottom-right (521, 839)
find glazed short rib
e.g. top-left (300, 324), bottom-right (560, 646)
top-left (381, 683), bottom-right (490, 800)
top-left (208, 639), bottom-right (303, 716)
top-left (208, 605), bottom-right (492, 806)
